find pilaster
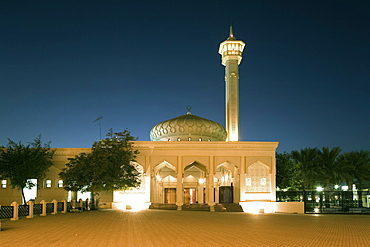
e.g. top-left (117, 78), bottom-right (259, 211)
top-left (176, 156), bottom-right (183, 210)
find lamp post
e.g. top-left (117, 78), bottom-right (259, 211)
top-left (316, 187), bottom-right (324, 213)
top-left (342, 186), bottom-right (349, 212)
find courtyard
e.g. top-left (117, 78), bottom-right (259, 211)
top-left (1, 209), bottom-right (370, 246)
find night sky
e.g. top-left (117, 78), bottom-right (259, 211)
top-left (1, 1), bottom-right (369, 153)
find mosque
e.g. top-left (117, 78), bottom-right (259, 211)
top-left (0, 28), bottom-right (302, 213)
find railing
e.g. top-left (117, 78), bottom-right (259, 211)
top-left (34, 204), bottom-right (42, 215)
top-left (0, 206), bottom-right (13, 219)
top-left (46, 203), bottom-right (54, 214)
top-left (0, 199), bottom-right (90, 221)
top-left (277, 190), bottom-right (370, 214)
top-left (57, 202), bottom-right (64, 212)
top-left (0, 200), bottom-right (67, 221)
top-left (18, 205), bottom-right (29, 217)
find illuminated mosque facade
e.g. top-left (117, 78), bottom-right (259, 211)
top-left (1, 28), bottom-right (303, 213)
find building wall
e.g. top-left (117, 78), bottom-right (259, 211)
top-left (0, 141), bottom-right (279, 209)
top-left (133, 141), bottom-right (278, 208)
top-left (0, 180), bottom-right (22, 205)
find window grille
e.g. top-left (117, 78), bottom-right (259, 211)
top-left (245, 162), bottom-right (270, 192)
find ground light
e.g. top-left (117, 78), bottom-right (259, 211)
top-left (113, 192), bottom-right (150, 212)
top-left (240, 201), bottom-right (275, 214)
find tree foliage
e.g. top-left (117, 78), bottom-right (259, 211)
top-left (338, 150), bottom-right (370, 190)
top-left (316, 147), bottom-right (350, 191)
top-left (59, 129), bottom-right (141, 207)
top-left (278, 147), bottom-right (370, 193)
top-left (276, 152), bottom-right (302, 190)
top-left (290, 148), bottom-right (319, 191)
top-left (0, 136), bottom-right (55, 203)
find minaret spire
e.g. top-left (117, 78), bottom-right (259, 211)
top-left (218, 25), bottom-right (246, 141)
top-left (228, 24), bottom-right (236, 40)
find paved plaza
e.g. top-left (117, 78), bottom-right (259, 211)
top-left (1, 209), bottom-right (370, 246)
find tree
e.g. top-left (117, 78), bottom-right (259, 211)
top-left (316, 147), bottom-right (353, 208)
top-left (339, 150), bottom-right (370, 207)
top-left (290, 148), bottom-right (319, 212)
top-left (0, 136), bottom-right (55, 204)
top-left (276, 152), bottom-right (302, 190)
top-left (291, 148), bottom-right (319, 191)
top-left (317, 147), bottom-right (344, 188)
top-left (59, 129), bottom-right (141, 209)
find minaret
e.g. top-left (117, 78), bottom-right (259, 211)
top-left (218, 25), bottom-right (245, 141)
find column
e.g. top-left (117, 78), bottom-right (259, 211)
top-left (62, 199), bottom-right (67, 213)
top-left (10, 201), bottom-right (18, 221)
top-left (52, 199), bottom-right (58, 215)
top-left (176, 156), bottom-right (183, 210)
top-left (40, 200), bottom-right (47, 216)
top-left (208, 157), bottom-right (215, 211)
top-left (26, 200), bottom-right (34, 218)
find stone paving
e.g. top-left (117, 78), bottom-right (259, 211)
top-left (1, 209), bottom-right (370, 246)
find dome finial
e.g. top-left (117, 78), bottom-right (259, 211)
top-left (186, 105), bottom-right (192, 115)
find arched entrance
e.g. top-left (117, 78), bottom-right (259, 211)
top-left (183, 162), bottom-right (207, 204)
top-left (113, 163), bottom-right (149, 210)
top-left (153, 161), bottom-right (177, 204)
top-left (215, 162), bottom-right (239, 203)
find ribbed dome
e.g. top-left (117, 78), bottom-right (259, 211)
top-left (150, 112), bottom-right (227, 141)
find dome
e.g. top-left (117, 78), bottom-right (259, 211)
top-left (150, 111), bottom-right (227, 141)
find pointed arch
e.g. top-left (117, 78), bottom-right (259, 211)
top-left (216, 161), bottom-right (239, 177)
top-left (153, 160), bottom-right (176, 173)
top-left (247, 161), bottom-right (270, 173)
top-left (131, 161), bottom-right (144, 173)
top-left (184, 161), bottom-right (207, 173)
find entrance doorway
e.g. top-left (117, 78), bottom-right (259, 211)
top-left (219, 186), bottom-right (233, 203)
top-left (164, 188), bottom-right (176, 204)
top-left (184, 188), bottom-right (196, 204)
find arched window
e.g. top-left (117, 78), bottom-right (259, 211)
top-left (1, 179), bottom-right (7, 188)
top-left (45, 179), bottom-right (52, 188)
top-left (58, 180), bottom-right (64, 188)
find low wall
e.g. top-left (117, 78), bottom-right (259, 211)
top-left (275, 202), bottom-right (304, 214)
top-left (240, 201), bottom-right (304, 214)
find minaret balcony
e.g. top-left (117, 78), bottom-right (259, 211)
top-left (218, 41), bottom-right (245, 55)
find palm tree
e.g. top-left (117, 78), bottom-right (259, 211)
top-left (291, 148), bottom-right (319, 189)
top-left (317, 147), bottom-right (351, 208)
top-left (291, 148), bottom-right (319, 212)
top-left (339, 151), bottom-right (370, 207)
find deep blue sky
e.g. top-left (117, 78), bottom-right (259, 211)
top-left (1, 1), bottom-right (369, 153)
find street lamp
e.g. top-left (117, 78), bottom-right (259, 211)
top-left (316, 187), bottom-right (324, 213)
top-left (342, 185), bottom-right (349, 212)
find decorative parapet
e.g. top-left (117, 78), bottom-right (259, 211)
top-left (53, 148), bottom-right (91, 156)
top-left (133, 141), bottom-right (279, 151)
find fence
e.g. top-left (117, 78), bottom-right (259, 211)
top-left (0, 199), bottom-right (89, 221)
top-left (277, 190), bottom-right (370, 214)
